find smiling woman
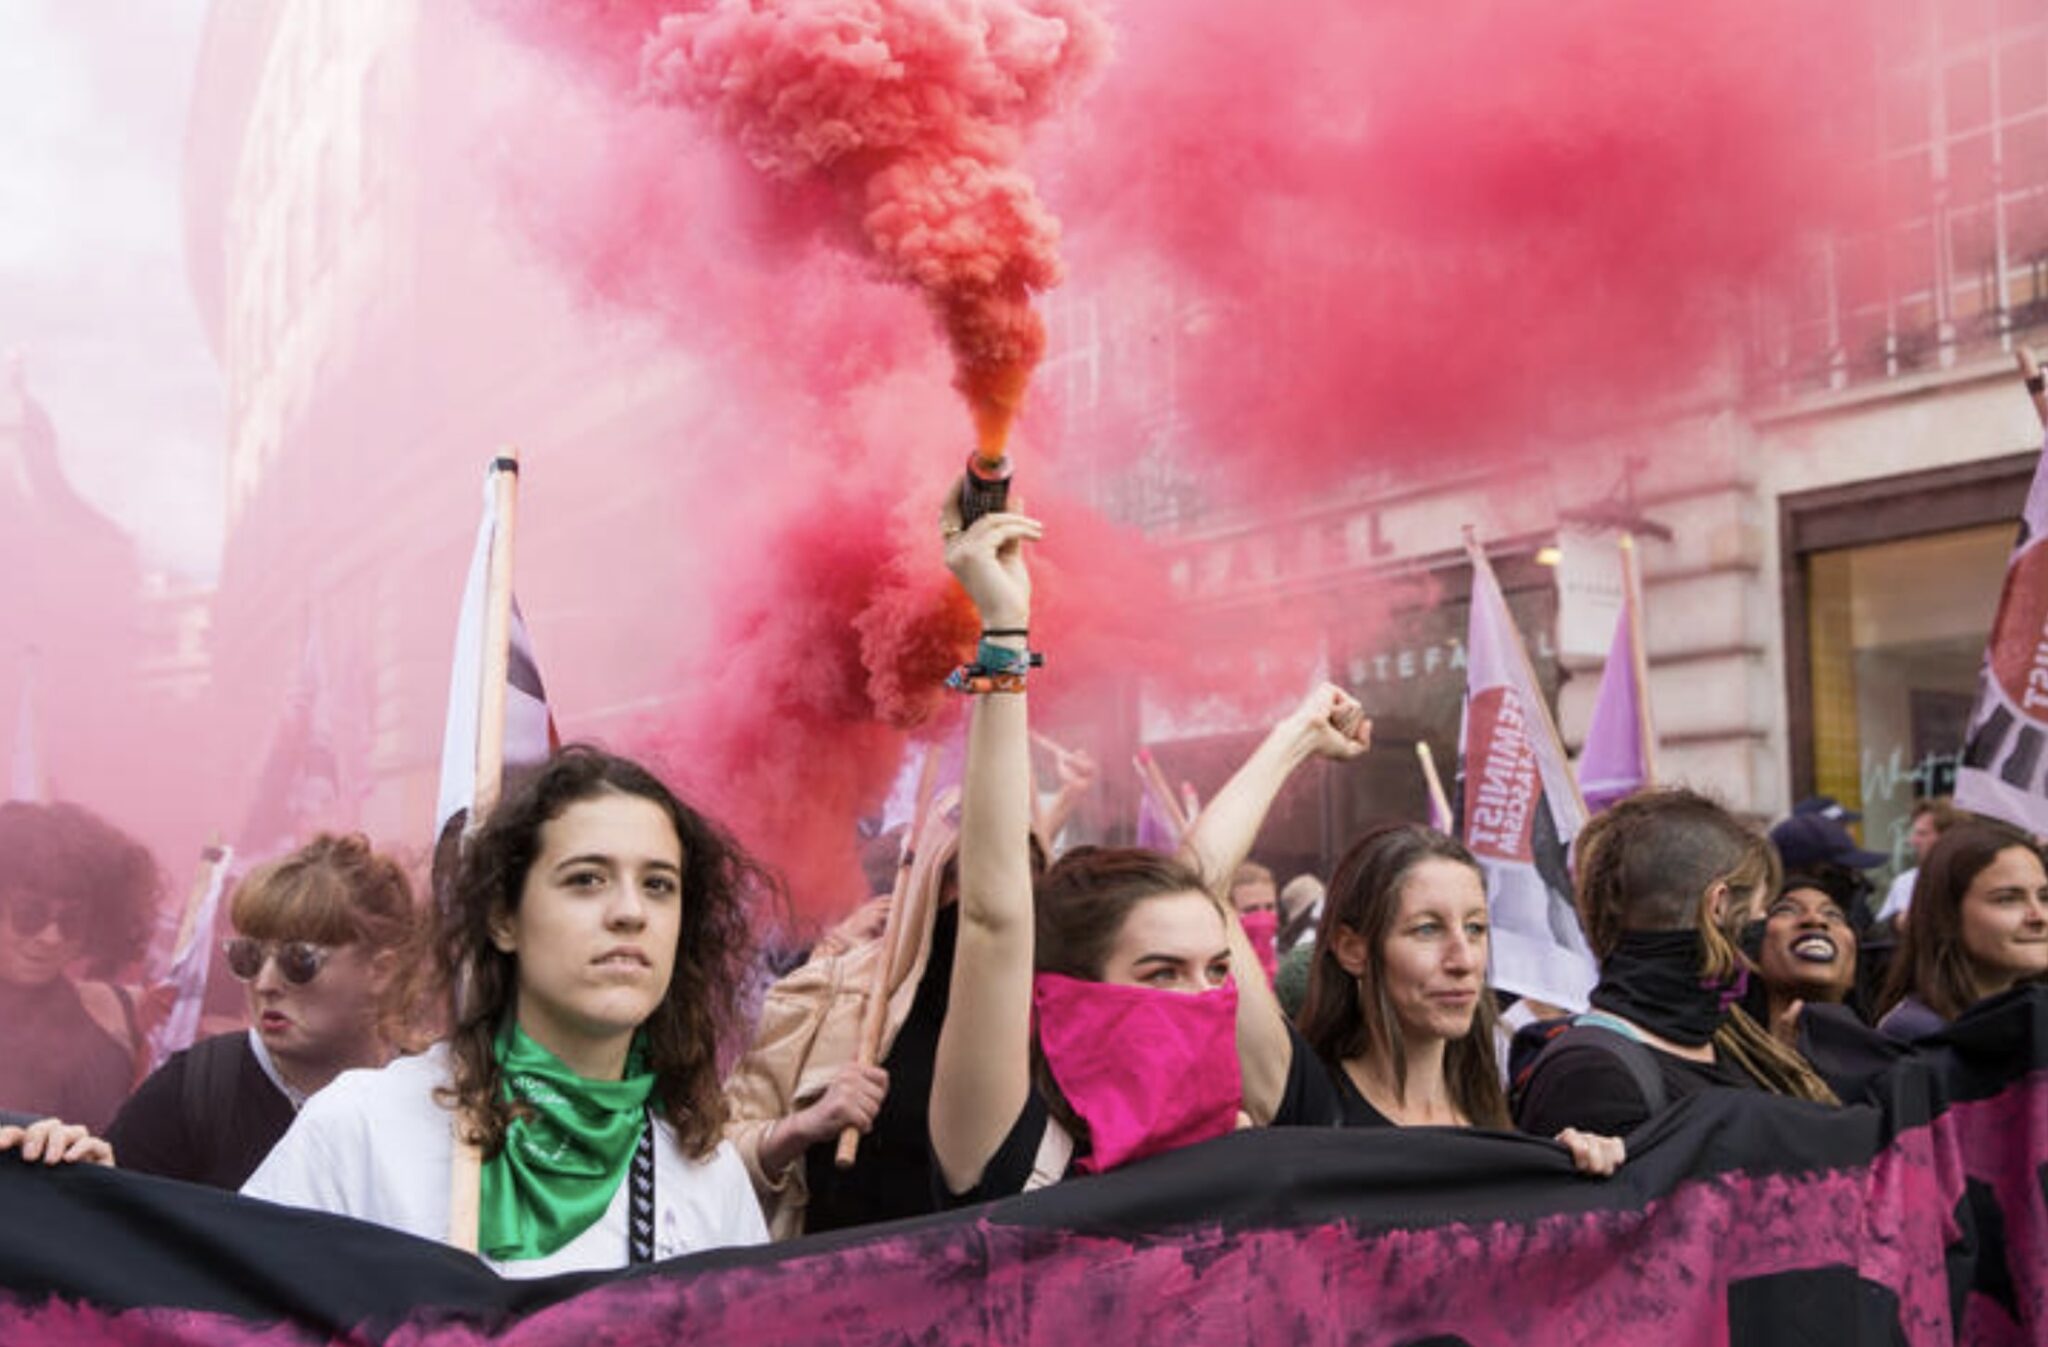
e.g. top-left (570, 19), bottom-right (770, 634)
top-left (1878, 822), bottom-right (2048, 1042)
top-left (0, 801), bottom-right (159, 1132)
top-left (1751, 875), bottom-right (1860, 1042)
top-left (242, 747), bottom-right (772, 1276)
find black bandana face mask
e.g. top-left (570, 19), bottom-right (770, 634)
top-left (1589, 928), bottom-right (1748, 1048)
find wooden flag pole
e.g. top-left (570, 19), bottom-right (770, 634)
top-left (1136, 747), bottom-right (1191, 837)
top-left (1416, 742), bottom-right (1454, 833)
top-left (838, 744), bottom-right (944, 1169)
top-left (1029, 729), bottom-right (1073, 759)
top-left (168, 838), bottom-right (230, 964)
top-left (1463, 531), bottom-right (1591, 822)
top-left (470, 450), bottom-right (521, 831)
top-left (1619, 532), bottom-right (1659, 785)
top-left (2020, 346), bottom-right (2048, 430)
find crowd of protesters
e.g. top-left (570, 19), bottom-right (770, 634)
top-left (4, 505), bottom-right (2047, 1276)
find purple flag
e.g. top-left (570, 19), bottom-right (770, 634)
top-left (1578, 603), bottom-right (1648, 814)
top-left (1136, 781), bottom-right (1177, 853)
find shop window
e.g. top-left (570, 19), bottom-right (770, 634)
top-left (1805, 526), bottom-right (2009, 867)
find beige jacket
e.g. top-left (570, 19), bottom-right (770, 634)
top-left (723, 796), bottom-right (959, 1239)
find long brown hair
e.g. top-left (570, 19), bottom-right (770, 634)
top-left (1030, 846), bottom-right (1221, 1147)
top-left (1880, 821), bottom-right (2045, 1022)
top-left (437, 746), bottom-right (768, 1161)
top-left (232, 832), bottom-right (429, 1050)
top-left (1574, 788), bottom-right (1836, 1105)
top-left (1297, 824), bottom-right (1508, 1128)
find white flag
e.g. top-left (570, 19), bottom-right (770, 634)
top-left (436, 463), bottom-right (556, 844)
top-left (1460, 541), bottom-right (1598, 1009)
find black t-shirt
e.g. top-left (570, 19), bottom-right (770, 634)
top-left (802, 903), bottom-right (960, 1233)
top-left (104, 1032), bottom-right (296, 1190)
top-left (1513, 1036), bottom-right (1756, 1139)
top-left (1328, 1061), bottom-right (1396, 1129)
top-left (941, 1019), bottom-right (1341, 1206)
top-left (0, 978), bottom-right (136, 1132)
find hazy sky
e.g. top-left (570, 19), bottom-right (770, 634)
top-left (0, 0), bottom-right (223, 580)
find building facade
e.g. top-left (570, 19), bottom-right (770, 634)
top-left (1045, 2), bottom-right (2048, 884)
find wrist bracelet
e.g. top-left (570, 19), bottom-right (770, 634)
top-left (975, 638), bottom-right (1042, 674)
top-left (982, 627), bottom-right (1029, 638)
top-left (948, 668), bottom-right (1032, 694)
top-left (2028, 372), bottom-right (2046, 394)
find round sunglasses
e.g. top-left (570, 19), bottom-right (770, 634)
top-left (221, 937), bottom-right (335, 985)
top-left (4, 895), bottom-right (90, 942)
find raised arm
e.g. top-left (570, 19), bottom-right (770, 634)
top-left (930, 509), bottom-right (1044, 1195)
top-left (1181, 683), bottom-right (1370, 1121)
top-left (1037, 744), bottom-right (1098, 846)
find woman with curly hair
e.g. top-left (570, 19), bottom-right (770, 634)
top-left (106, 833), bottom-right (425, 1189)
top-left (245, 747), bottom-right (769, 1274)
top-left (0, 800), bottom-right (159, 1131)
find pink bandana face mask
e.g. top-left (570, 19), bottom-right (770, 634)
top-left (1032, 972), bottom-right (1242, 1175)
top-left (1239, 910), bottom-right (1280, 984)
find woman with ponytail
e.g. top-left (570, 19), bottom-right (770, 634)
top-left (1514, 789), bottom-right (1838, 1140)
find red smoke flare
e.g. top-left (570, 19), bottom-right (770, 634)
top-left (474, 0), bottom-right (1890, 925)
top-left (639, 0), bottom-right (1108, 458)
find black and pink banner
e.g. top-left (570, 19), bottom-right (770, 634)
top-left (3, 989), bottom-right (2046, 1345)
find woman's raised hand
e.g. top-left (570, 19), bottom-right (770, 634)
top-left (942, 505), bottom-right (1042, 631)
top-left (1285, 683), bottom-right (1373, 761)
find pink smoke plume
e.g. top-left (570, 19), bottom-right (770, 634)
top-left (475, 0), bottom-right (1888, 924)
top-left (1049, 0), bottom-right (1882, 490)
top-left (511, 0), bottom-right (1111, 459)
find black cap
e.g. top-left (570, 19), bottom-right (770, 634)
top-left (1791, 795), bottom-right (1862, 824)
top-left (1770, 813), bottom-right (1887, 872)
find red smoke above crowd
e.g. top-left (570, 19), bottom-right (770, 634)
top-left (0, 0), bottom-right (1888, 928)
top-left (461, 0), bottom-right (1879, 919)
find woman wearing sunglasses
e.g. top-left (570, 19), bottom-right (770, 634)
top-left (244, 747), bottom-right (770, 1275)
top-left (104, 833), bottom-right (423, 1188)
top-left (0, 800), bottom-right (160, 1132)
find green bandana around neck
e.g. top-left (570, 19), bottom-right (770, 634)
top-left (478, 1023), bottom-right (655, 1263)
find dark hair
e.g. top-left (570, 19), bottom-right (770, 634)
top-left (438, 745), bottom-right (768, 1161)
top-left (1033, 846), bottom-right (1215, 981)
top-left (1908, 797), bottom-right (1959, 831)
top-left (1881, 821), bottom-right (2045, 1021)
top-left (232, 832), bottom-right (428, 1049)
top-left (1574, 788), bottom-right (1835, 1105)
top-left (1029, 846), bottom-right (1219, 1148)
top-left (1575, 788), bottom-right (1779, 956)
top-left (0, 800), bottom-right (159, 976)
top-left (1296, 824), bottom-right (1507, 1128)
